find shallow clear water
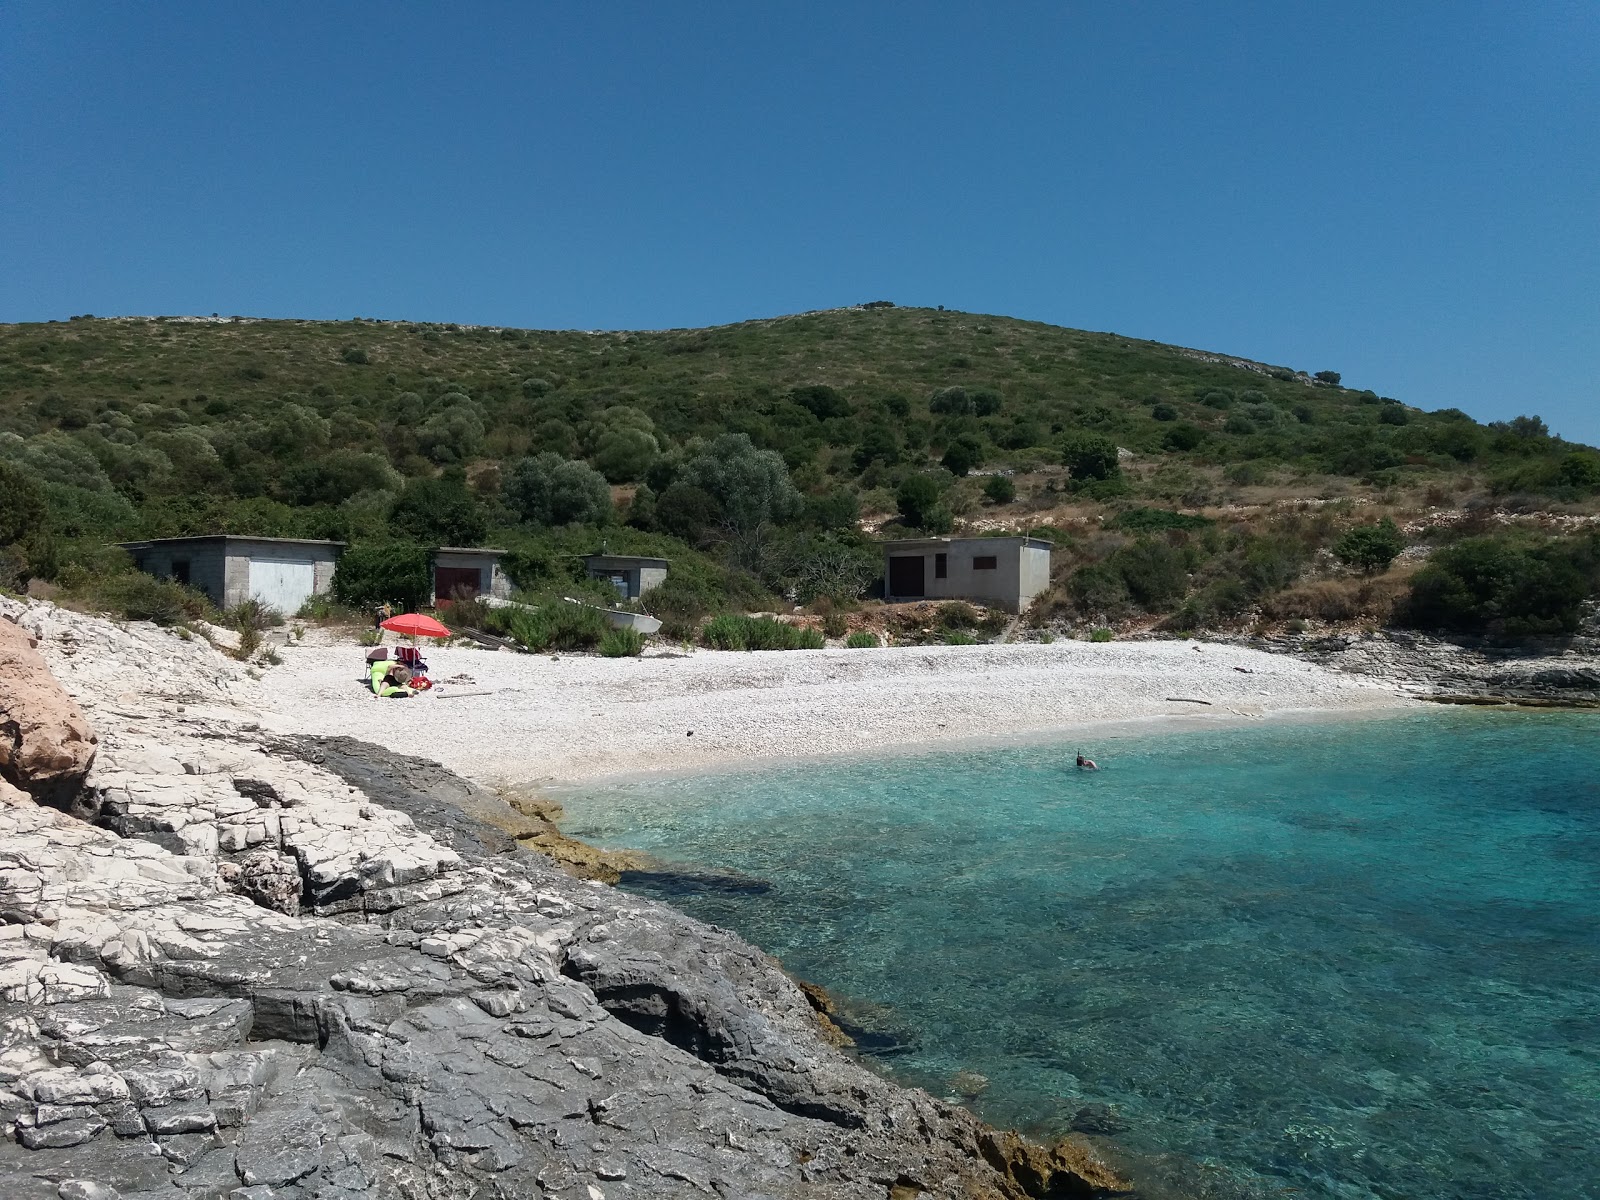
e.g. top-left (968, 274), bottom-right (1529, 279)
top-left (556, 711), bottom-right (1600, 1200)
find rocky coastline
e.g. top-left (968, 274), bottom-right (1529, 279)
top-left (0, 598), bottom-right (1129, 1200)
top-left (1234, 626), bottom-right (1600, 707)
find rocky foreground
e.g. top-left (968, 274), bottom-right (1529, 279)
top-left (0, 598), bottom-right (1127, 1200)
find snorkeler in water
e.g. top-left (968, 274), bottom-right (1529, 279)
top-left (1076, 752), bottom-right (1098, 770)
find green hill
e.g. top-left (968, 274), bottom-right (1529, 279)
top-left (2, 306), bottom-right (1596, 638)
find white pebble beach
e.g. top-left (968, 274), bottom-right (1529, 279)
top-left (262, 639), bottom-right (1411, 789)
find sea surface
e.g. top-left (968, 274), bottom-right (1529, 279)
top-left (554, 710), bottom-right (1600, 1200)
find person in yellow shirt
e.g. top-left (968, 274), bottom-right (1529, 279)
top-left (369, 661), bottom-right (415, 698)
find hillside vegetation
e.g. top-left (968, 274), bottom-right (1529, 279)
top-left (2, 306), bottom-right (1596, 640)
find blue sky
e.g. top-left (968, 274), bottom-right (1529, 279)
top-left (3, 2), bottom-right (1595, 442)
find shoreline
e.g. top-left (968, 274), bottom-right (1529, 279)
top-left (538, 699), bottom-right (1411, 791)
top-left (264, 637), bottom-right (1411, 790)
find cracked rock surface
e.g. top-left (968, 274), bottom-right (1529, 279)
top-left (0, 599), bottom-right (1126, 1200)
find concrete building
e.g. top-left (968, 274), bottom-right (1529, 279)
top-left (119, 535), bottom-right (344, 615)
top-left (433, 548), bottom-right (513, 604)
top-left (882, 535), bottom-right (1052, 613)
top-left (582, 553), bottom-right (669, 602)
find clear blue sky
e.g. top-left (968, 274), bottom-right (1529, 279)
top-left (3, 2), bottom-right (1595, 442)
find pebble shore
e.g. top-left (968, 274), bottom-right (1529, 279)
top-left (265, 637), bottom-right (1410, 786)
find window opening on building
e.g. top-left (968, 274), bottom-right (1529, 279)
top-left (935, 553), bottom-right (948, 579)
top-left (171, 560), bottom-right (191, 585)
top-left (973, 555), bottom-right (998, 570)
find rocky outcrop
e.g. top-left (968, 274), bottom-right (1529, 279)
top-left (0, 597), bottom-right (1130, 1199)
top-left (1244, 628), bottom-right (1600, 706)
top-left (0, 616), bottom-right (97, 807)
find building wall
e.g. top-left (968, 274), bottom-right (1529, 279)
top-left (224, 540), bottom-right (342, 610)
top-left (1018, 545), bottom-right (1052, 610)
top-left (127, 538), bottom-right (340, 612)
top-left (129, 541), bottom-right (229, 607)
top-left (432, 551), bottom-right (507, 603)
top-left (884, 538), bottom-right (1050, 613)
top-left (584, 557), bottom-right (669, 600)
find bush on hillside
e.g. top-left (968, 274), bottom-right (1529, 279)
top-left (983, 475), bottom-right (1016, 504)
top-left (503, 453), bottom-right (613, 527)
top-left (0, 460), bottom-right (50, 582)
top-left (1400, 533), bottom-right (1599, 637)
top-left (1060, 431), bottom-right (1120, 483)
top-left (91, 573), bottom-right (213, 626)
top-left (388, 473), bottom-right (487, 546)
top-left (941, 436), bottom-right (983, 477)
top-left (1113, 508), bottom-right (1213, 533)
top-left (895, 474), bottom-right (951, 532)
top-left (332, 542), bottom-right (432, 611)
top-left (1109, 539), bottom-right (1188, 609)
top-left (1333, 518), bottom-right (1405, 573)
top-left (845, 630), bottom-right (879, 648)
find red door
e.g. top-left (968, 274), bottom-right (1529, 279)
top-left (434, 566), bottom-right (482, 601)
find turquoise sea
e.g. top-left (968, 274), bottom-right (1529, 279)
top-left (555, 710), bottom-right (1600, 1200)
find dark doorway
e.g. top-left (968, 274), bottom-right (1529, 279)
top-left (171, 560), bottom-right (191, 585)
top-left (434, 566), bottom-right (482, 599)
top-left (888, 555), bottom-right (924, 598)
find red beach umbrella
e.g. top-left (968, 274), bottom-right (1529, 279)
top-left (380, 613), bottom-right (452, 639)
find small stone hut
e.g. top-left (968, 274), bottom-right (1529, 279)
top-left (882, 535), bottom-right (1051, 613)
top-left (118, 535), bottom-right (344, 615)
top-left (433, 548), bottom-right (513, 604)
top-left (582, 554), bottom-right (669, 601)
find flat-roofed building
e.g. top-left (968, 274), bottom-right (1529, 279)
top-left (582, 554), bottom-right (668, 601)
top-left (433, 547), bottom-right (513, 604)
top-left (118, 535), bottom-right (344, 615)
top-left (882, 535), bottom-right (1051, 613)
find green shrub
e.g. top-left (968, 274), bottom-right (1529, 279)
top-left (332, 543), bottom-right (432, 610)
top-left (91, 573), bottom-right (212, 625)
top-left (983, 475), bottom-right (1016, 504)
top-left (1113, 508), bottom-right (1213, 533)
top-left (599, 626), bottom-right (646, 657)
top-left (938, 601), bottom-right (980, 629)
top-left (941, 436), bottom-right (983, 476)
top-left (1069, 563), bottom-right (1130, 615)
top-left (1333, 518), bottom-right (1405, 573)
top-left (845, 630), bottom-right (879, 648)
top-left (821, 611), bottom-right (848, 638)
top-left (1060, 431), bottom-right (1121, 482)
top-left (1089, 627), bottom-right (1113, 642)
top-left (388, 474), bottom-right (487, 546)
top-left (503, 453), bottom-right (613, 527)
top-left (1109, 539), bottom-right (1188, 609)
top-left (699, 615), bottom-right (823, 651)
top-left (943, 630), bottom-right (979, 645)
top-left (896, 474), bottom-right (949, 530)
top-left (506, 600), bottom-right (610, 652)
top-left (1162, 423), bottom-right (1205, 452)
top-left (1401, 533), bottom-right (1599, 637)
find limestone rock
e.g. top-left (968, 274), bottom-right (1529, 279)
top-left (0, 599), bottom-right (1132, 1200)
top-left (0, 618), bottom-right (97, 807)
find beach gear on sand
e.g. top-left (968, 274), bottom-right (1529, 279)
top-left (379, 613), bottom-right (451, 640)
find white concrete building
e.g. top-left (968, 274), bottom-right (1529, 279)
top-left (882, 535), bottom-right (1052, 613)
top-left (119, 535), bottom-right (344, 615)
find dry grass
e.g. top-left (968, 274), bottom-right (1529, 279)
top-left (1263, 567), bottom-right (1416, 624)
